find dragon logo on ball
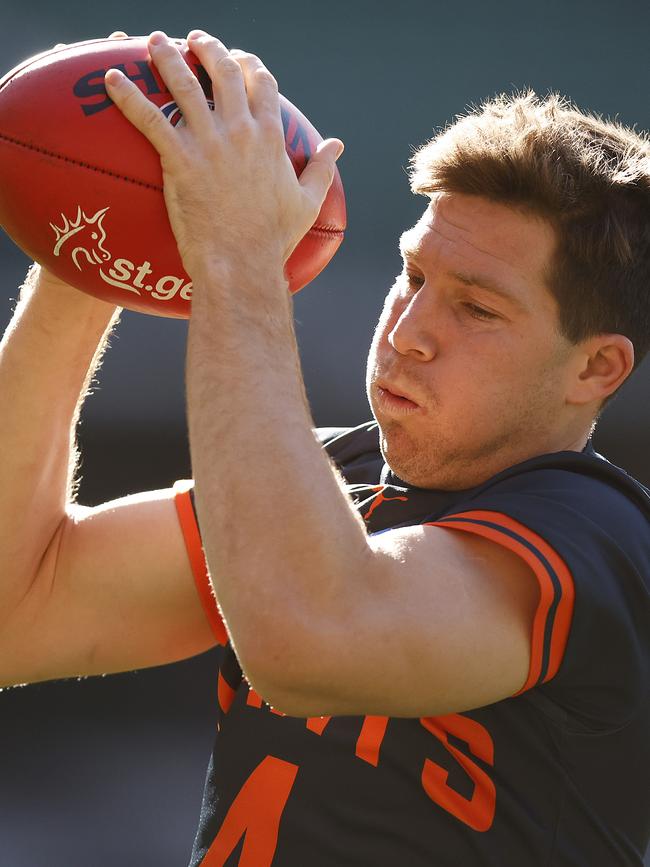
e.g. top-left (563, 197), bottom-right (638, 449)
top-left (50, 206), bottom-right (111, 271)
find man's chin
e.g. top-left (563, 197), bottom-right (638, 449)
top-left (379, 427), bottom-right (438, 488)
top-left (379, 427), bottom-right (472, 491)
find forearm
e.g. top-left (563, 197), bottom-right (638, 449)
top-left (0, 265), bottom-right (119, 603)
top-left (107, 30), bottom-right (351, 696)
top-left (187, 260), bottom-right (370, 691)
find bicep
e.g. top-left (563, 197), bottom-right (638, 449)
top-left (2, 487), bottom-right (219, 686)
top-left (270, 524), bottom-right (541, 718)
top-left (369, 525), bottom-right (540, 715)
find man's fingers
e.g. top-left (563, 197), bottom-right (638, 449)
top-left (104, 67), bottom-right (175, 155)
top-left (299, 139), bottom-right (344, 210)
top-left (229, 49), bottom-right (281, 128)
top-left (187, 31), bottom-right (248, 124)
top-left (146, 31), bottom-right (212, 131)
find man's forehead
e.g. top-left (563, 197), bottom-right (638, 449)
top-left (399, 194), bottom-right (556, 284)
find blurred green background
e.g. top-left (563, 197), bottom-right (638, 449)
top-left (1, 1), bottom-right (648, 864)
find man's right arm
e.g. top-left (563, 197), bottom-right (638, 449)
top-left (0, 265), bottom-right (218, 687)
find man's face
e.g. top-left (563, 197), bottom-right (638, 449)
top-left (366, 192), bottom-right (578, 489)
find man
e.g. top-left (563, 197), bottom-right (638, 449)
top-left (0, 27), bottom-right (648, 866)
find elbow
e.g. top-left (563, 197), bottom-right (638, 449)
top-left (234, 616), bottom-right (340, 718)
top-left (247, 678), bottom-right (328, 718)
top-left (246, 670), bottom-right (341, 718)
top-left (221, 550), bottom-right (380, 717)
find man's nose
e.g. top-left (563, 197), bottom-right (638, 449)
top-left (387, 291), bottom-right (438, 362)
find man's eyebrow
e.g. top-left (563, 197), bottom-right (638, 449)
top-left (399, 235), bottom-right (528, 310)
top-left (448, 270), bottom-right (517, 303)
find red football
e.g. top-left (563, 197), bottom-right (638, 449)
top-left (0, 37), bottom-right (346, 317)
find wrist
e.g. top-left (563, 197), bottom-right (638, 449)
top-left (187, 249), bottom-right (289, 311)
top-left (21, 264), bottom-right (120, 333)
top-left (185, 235), bottom-right (285, 282)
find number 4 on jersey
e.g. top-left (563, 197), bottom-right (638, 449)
top-left (201, 756), bottom-right (298, 866)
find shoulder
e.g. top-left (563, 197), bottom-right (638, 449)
top-left (472, 446), bottom-right (650, 523)
top-left (458, 448), bottom-right (650, 573)
top-left (441, 448), bottom-right (649, 730)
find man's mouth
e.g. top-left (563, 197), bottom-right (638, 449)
top-left (375, 381), bottom-right (422, 413)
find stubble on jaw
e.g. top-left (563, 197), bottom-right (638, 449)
top-left (377, 418), bottom-right (514, 491)
top-left (376, 353), bottom-right (571, 491)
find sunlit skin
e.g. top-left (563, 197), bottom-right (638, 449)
top-left (366, 192), bottom-right (593, 490)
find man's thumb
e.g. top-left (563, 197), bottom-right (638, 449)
top-left (298, 138), bottom-right (344, 204)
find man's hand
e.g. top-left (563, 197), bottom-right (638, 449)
top-left (105, 30), bottom-right (343, 284)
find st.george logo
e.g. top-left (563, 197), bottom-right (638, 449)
top-left (49, 206), bottom-right (193, 303)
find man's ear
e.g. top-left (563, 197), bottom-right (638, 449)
top-left (566, 334), bottom-right (635, 406)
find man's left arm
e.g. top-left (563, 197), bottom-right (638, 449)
top-left (106, 30), bottom-right (541, 719)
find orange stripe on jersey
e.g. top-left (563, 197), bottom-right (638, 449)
top-left (218, 671), bottom-right (237, 715)
top-left (173, 481), bottom-right (227, 645)
top-left (428, 510), bottom-right (574, 693)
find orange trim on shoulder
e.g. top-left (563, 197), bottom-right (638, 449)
top-left (428, 510), bottom-right (574, 693)
top-left (173, 481), bottom-right (227, 646)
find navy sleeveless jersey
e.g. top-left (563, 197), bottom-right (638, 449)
top-left (173, 421), bottom-right (650, 866)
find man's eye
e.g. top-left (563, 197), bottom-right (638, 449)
top-left (406, 273), bottom-right (424, 290)
top-left (463, 302), bottom-right (498, 321)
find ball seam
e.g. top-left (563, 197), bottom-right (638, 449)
top-left (0, 131), bottom-right (162, 191)
top-left (0, 131), bottom-right (344, 235)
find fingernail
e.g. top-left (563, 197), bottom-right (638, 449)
top-left (188, 29), bottom-right (208, 41)
top-left (105, 68), bottom-right (126, 87)
top-left (335, 141), bottom-right (345, 159)
top-left (149, 31), bottom-right (167, 46)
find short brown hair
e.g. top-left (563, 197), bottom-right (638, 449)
top-left (410, 92), bottom-right (650, 368)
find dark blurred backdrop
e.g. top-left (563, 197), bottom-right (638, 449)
top-left (1, 1), bottom-right (649, 864)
